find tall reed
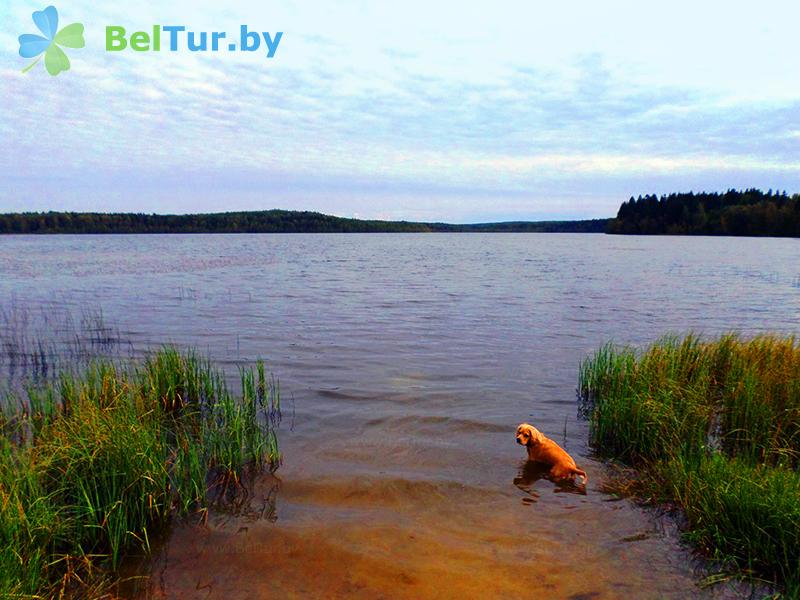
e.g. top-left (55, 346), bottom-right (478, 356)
top-left (0, 347), bottom-right (280, 597)
top-left (579, 333), bottom-right (800, 594)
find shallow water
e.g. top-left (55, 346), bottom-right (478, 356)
top-left (1, 233), bottom-right (799, 598)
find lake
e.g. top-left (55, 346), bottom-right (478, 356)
top-left (1, 233), bottom-right (798, 599)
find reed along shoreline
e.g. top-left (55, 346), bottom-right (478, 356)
top-left (579, 333), bottom-right (800, 595)
top-left (0, 348), bottom-right (280, 597)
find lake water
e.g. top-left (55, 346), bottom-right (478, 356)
top-left (1, 233), bottom-right (799, 599)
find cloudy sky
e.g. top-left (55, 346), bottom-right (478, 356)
top-left (1, 0), bottom-right (799, 221)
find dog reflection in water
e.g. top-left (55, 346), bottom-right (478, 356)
top-left (513, 461), bottom-right (587, 504)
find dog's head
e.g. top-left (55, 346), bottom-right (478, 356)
top-left (515, 423), bottom-right (545, 447)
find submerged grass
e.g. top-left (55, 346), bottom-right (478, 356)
top-left (0, 301), bottom-right (131, 387)
top-left (0, 347), bottom-right (280, 598)
top-left (579, 333), bottom-right (800, 596)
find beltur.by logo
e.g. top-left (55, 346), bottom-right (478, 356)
top-left (106, 25), bottom-right (283, 58)
top-left (18, 6), bottom-right (85, 76)
top-left (16, 6), bottom-right (284, 76)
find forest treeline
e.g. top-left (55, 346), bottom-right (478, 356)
top-left (607, 189), bottom-right (800, 236)
top-left (0, 209), bottom-right (608, 234)
top-left (6, 189), bottom-right (796, 236)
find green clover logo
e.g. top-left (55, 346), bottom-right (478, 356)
top-left (18, 6), bottom-right (85, 76)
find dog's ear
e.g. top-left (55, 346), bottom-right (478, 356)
top-left (525, 425), bottom-right (545, 444)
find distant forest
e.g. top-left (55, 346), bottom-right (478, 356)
top-left (4, 189), bottom-right (797, 236)
top-left (607, 189), bottom-right (800, 236)
top-left (0, 210), bottom-right (608, 234)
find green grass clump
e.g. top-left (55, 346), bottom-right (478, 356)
top-left (0, 347), bottom-right (280, 597)
top-left (579, 333), bottom-right (800, 594)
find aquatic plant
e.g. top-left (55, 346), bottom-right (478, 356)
top-left (0, 300), bottom-right (131, 386)
top-left (0, 347), bottom-right (280, 597)
top-left (579, 333), bottom-right (800, 595)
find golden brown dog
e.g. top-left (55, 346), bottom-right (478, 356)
top-left (515, 423), bottom-right (588, 484)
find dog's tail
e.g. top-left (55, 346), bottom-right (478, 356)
top-left (572, 468), bottom-right (588, 485)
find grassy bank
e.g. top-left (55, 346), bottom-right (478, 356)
top-left (578, 334), bottom-right (800, 594)
top-left (0, 347), bottom-right (280, 597)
